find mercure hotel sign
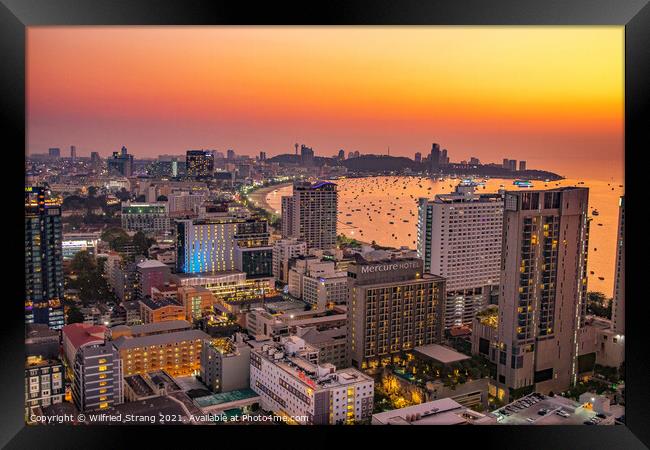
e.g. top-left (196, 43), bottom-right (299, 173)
top-left (360, 260), bottom-right (420, 274)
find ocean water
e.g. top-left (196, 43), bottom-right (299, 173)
top-left (263, 176), bottom-right (623, 297)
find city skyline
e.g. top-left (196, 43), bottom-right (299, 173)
top-left (27, 27), bottom-right (623, 181)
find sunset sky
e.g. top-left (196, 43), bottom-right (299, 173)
top-left (27, 27), bottom-right (624, 181)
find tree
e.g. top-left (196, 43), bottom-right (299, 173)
top-left (115, 188), bottom-right (131, 201)
top-left (70, 250), bottom-right (96, 273)
top-left (133, 231), bottom-right (155, 257)
top-left (67, 306), bottom-right (85, 324)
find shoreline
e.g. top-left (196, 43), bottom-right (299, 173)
top-left (247, 182), bottom-right (292, 214)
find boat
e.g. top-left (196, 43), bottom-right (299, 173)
top-left (513, 180), bottom-right (533, 188)
top-left (598, 277), bottom-right (605, 281)
top-left (592, 210), bottom-right (599, 216)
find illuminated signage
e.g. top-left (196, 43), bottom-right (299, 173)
top-left (359, 261), bottom-right (420, 274)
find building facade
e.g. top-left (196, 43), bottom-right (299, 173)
top-left (347, 257), bottom-right (446, 369)
top-left (272, 238), bottom-right (307, 284)
top-left (200, 336), bottom-right (251, 392)
top-left (249, 337), bottom-right (374, 424)
top-left (25, 356), bottom-right (64, 420)
top-left (72, 343), bottom-right (124, 412)
top-left (611, 196), bottom-right (625, 336)
top-left (417, 183), bottom-right (503, 329)
top-left (25, 187), bottom-right (64, 329)
top-left (496, 188), bottom-right (590, 398)
top-left (121, 202), bottom-right (170, 233)
top-left (281, 181), bottom-right (338, 250)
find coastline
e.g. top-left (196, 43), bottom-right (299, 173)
top-left (247, 182), bottom-right (292, 214)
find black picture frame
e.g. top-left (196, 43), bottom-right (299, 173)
top-left (2, 0), bottom-right (648, 448)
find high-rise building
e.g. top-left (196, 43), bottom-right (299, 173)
top-left (281, 181), bottom-right (338, 250)
top-left (90, 151), bottom-right (101, 169)
top-left (25, 187), bottom-right (64, 329)
top-left (300, 144), bottom-right (315, 166)
top-left (441, 148), bottom-right (448, 166)
top-left (508, 159), bottom-right (517, 171)
top-left (469, 157), bottom-right (480, 165)
top-left (497, 188), bottom-right (589, 398)
top-left (259, 151), bottom-right (267, 161)
top-left (227, 149), bottom-right (236, 160)
top-left (176, 215), bottom-right (269, 274)
top-left (519, 160), bottom-right (527, 171)
top-left (338, 149), bottom-right (345, 160)
top-left (347, 256), bottom-right (446, 370)
top-left (417, 183), bottom-right (504, 329)
top-left (414, 152), bottom-right (422, 163)
top-left (107, 146), bottom-right (134, 177)
top-left (186, 150), bottom-right (214, 178)
top-left (611, 196), bottom-right (624, 335)
top-left (72, 342), bottom-right (123, 412)
top-left (430, 143), bottom-right (441, 173)
top-left (48, 148), bottom-right (61, 158)
top-left (70, 145), bottom-right (76, 161)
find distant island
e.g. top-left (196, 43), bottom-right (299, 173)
top-left (267, 154), bottom-right (563, 181)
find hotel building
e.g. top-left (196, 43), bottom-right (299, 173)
top-left (496, 188), bottom-right (590, 398)
top-left (112, 328), bottom-right (210, 377)
top-left (281, 181), bottom-right (338, 250)
top-left (347, 256), bottom-right (446, 369)
top-left (250, 336), bottom-right (374, 424)
top-left (417, 183), bottom-right (504, 329)
top-left (176, 214), bottom-right (269, 274)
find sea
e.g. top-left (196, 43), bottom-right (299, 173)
top-left (261, 176), bottom-right (624, 297)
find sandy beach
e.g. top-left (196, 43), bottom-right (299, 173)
top-left (247, 183), bottom-right (292, 214)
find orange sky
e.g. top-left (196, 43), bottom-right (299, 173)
top-left (27, 27), bottom-right (624, 181)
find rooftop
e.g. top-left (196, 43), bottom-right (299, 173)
top-left (137, 259), bottom-right (170, 270)
top-left (62, 323), bottom-right (107, 351)
top-left (194, 388), bottom-right (260, 408)
top-left (372, 398), bottom-right (494, 425)
top-left (413, 344), bottom-right (471, 365)
top-left (140, 296), bottom-right (182, 310)
top-left (128, 320), bottom-right (192, 336)
top-left (124, 374), bottom-right (156, 397)
top-left (493, 393), bottom-right (608, 425)
top-left (113, 329), bottom-right (210, 350)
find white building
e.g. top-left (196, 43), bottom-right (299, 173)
top-left (272, 238), bottom-right (307, 284)
top-left (121, 202), bottom-right (170, 233)
top-left (281, 180), bottom-right (338, 250)
top-left (168, 191), bottom-right (208, 216)
top-left (417, 183), bottom-right (504, 329)
top-left (249, 336), bottom-right (374, 424)
top-left (287, 257), bottom-right (347, 309)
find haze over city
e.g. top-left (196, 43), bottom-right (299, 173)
top-left (27, 27), bottom-right (624, 181)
